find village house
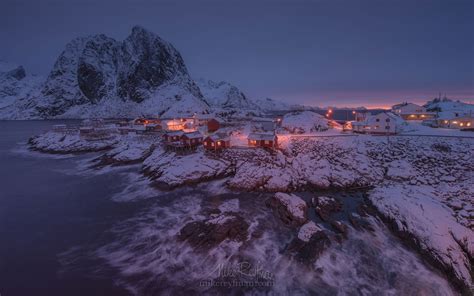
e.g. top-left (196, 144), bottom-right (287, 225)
top-left (162, 130), bottom-right (185, 143)
top-left (133, 118), bottom-right (161, 125)
top-left (203, 133), bottom-right (230, 151)
top-left (194, 114), bottom-right (221, 132)
top-left (181, 131), bottom-right (204, 147)
top-left (438, 116), bottom-right (474, 130)
top-left (354, 111), bottom-right (370, 122)
top-left (251, 117), bottom-right (276, 132)
top-left (391, 102), bottom-right (435, 120)
top-left (248, 133), bottom-right (278, 149)
top-left (161, 118), bottom-right (195, 131)
top-left (352, 112), bottom-right (404, 135)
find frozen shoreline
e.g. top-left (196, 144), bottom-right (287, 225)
top-left (29, 130), bottom-right (474, 292)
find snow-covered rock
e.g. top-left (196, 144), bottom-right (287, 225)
top-left (369, 185), bottom-right (473, 292)
top-left (313, 196), bottom-right (342, 221)
top-left (268, 192), bottom-right (308, 226)
top-left (281, 111), bottom-right (330, 133)
top-left (93, 134), bottom-right (156, 166)
top-left (178, 212), bottom-right (249, 249)
top-left (142, 149), bottom-right (231, 188)
top-left (29, 131), bottom-right (117, 153)
top-left (297, 221), bottom-right (322, 242)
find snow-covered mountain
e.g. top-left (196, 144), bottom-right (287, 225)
top-left (0, 26), bottom-right (209, 119)
top-left (0, 61), bottom-right (42, 116)
top-left (253, 97), bottom-right (303, 112)
top-left (196, 79), bottom-right (258, 110)
top-left (0, 26), bottom-right (315, 120)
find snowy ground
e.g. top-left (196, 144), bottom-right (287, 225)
top-left (29, 126), bottom-right (474, 292)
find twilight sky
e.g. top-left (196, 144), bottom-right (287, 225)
top-left (1, 0), bottom-right (473, 108)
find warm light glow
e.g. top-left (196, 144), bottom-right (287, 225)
top-left (452, 121), bottom-right (458, 124)
top-left (352, 111), bottom-right (356, 114)
top-left (328, 109), bottom-right (333, 113)
top-left (420, 115), bottom-right (425, 118)
top-left (467, 122), bottom-right (471, 127)
top-left (460, 123), bottom-right (464, 127)
top-left (409, 115), bottom-right (416, 118)
top-left (217, 141), bottom-right (221, 146)
top-left (444, 120), bottom-right (448, 124)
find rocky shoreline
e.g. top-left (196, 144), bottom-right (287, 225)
top-left (29, 131), bottom-right (474, 293)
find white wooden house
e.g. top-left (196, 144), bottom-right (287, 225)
top-left (391, 103), bottom-right (435, 120)
top-left (352, 112), bottom-right (404, 135)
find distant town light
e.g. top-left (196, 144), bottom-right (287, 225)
top-left (328, 109), bottom-right (333, 113)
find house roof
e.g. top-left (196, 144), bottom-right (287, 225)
top-left (205, 133), bottom-right (230, 142)
top-left (437, 111), bottom-right (470, 120)
top-left (164, 131), bottom-right (184, 137)
top-left (363, 112), bottom-right (405, 125)
top-left (182, 131), bottom-right (203, 139)
top-left (248, 133), bottom-right (276, 141)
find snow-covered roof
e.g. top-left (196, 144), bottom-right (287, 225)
top-left (206, 133), bottom-right (230, 142)
top-left (182, 131), bottom-right (203, 139)
top-left (164, 131), bottom-right (184, 137)
top-left (436, 111), bottom-right (471, 120)
top-left (248, 133), bottom-right (276, 141)
top-left (363, 112), bottom-right (405, 125)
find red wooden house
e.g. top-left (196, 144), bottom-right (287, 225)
top-left (203, 133), bottom-right (230, 151)
top-left (248, 133), bottom-right (278, 149)
top-left (181, 131), bottom-right (204, 147)
top-left (207, 118), bottom-right (220, 132)
top-left (163, 131), bottom-right (184, 142)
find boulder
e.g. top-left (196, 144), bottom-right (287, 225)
top-left (178, 213), bottom-right (249, 249)
top-left (313, 196), bottom-right (342, 221)
top-left (287, 229), bottom-right (331, 263)
top-left (297, 221), bottom-right (322, 242)
top-left (268, 192), bottom-right (308, 227)
top-left (330, 220), bottom-right (349, 238)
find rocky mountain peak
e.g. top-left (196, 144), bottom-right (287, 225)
top-left (33, 26), bottom-right (205, 118)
